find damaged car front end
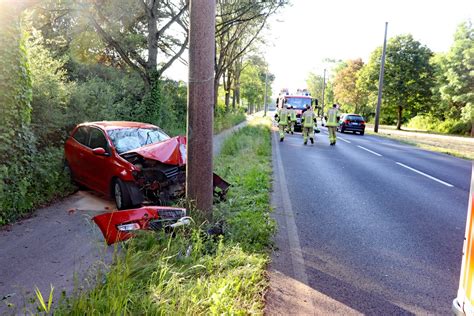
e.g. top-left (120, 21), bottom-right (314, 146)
top-left (120, 136), bottom-right (188, 206)
top-left (93, 206), bottom-right (190, 245)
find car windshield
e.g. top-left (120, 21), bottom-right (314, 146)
top-left (108, 127), bottom-right (170, 154)
top-left (346, 115), bottom-right (364, 121)
top-left (285, 97), bottom-right (312, 110)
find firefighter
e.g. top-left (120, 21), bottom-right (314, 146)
top-left (288, 105), bottom-right (297, 134)
top-left (274, 100), bottom-right (290, 142)
top-left (325, 103), bottom-right (340, 145)
top-left (301, 104), bottom-right (316, 145)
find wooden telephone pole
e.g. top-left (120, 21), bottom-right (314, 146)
top-left (186, 0), bottom-right (215, 219)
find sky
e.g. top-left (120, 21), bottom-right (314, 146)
top-left (164, 0), bottom-right (473, 97)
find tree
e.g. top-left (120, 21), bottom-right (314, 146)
top-left (433, 20), bottom-right (473, 132)
top-left (32, 0), bottom-right (189, 90)
top-left (306, 72), bottom-right (325, 103)
top-left (240, 60), bottom-right (265, 113)
top-left (360, 35), bottom-right (435, 129)
top-left (333, 58), bottom-right (368, 114)
top-left (0, 2), bottom-right (36, 163)
top-left (214, 0), bottom-right (284, 109)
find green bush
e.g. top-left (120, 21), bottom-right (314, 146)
top-left (0, 147), bottom-right (75, 225)
top-left (407, 115), bottom-right (471, 135)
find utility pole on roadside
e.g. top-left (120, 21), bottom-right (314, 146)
top-left (263, 72), bottom-right (268, 117)
top-left (186, 0), bottom-right (215, 219)
top-left (321, 68), bottom-right (326, 116)
top-left (374, 22), bottom-right (388, 133)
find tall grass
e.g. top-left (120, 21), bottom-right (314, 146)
top-left (54, 118), bottom-right (273, 315)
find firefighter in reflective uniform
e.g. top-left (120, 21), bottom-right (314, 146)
top-left (325, 103), bottom-right (340, 145)
top-left (288, 105), bottom-right (297, 134)
top-left (274, 101), bottom-right (290, 142)
top-left (301, 104), bottom-right (316, 145)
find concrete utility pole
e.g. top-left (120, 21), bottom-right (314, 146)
top-left (374, 22), bottom-right (388, 133)
top-left (186, 0), bottom-right (215, 218)
top-left (263, 72), bottom-right (268, 117)
top-left (321, 68), bottom-right (326, 116)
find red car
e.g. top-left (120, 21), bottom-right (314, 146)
top-left (64, 121), bottom-right (187, 209)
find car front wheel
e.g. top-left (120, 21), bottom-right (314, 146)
top-left (113, 178), bottom-right (132, 210)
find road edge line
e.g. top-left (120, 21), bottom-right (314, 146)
top-left (272, 132), bottom-right (311, 286)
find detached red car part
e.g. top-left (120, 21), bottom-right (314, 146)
top-left (93, 206), bottom-right (189, 245)
top-left (64, 121), bottom-right (230, 210)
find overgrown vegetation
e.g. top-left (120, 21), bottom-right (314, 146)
top-left (53, 119), bottom-right (274, 314)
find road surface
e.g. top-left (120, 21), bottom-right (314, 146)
top-left (266, 125), bottom-right (471, 315)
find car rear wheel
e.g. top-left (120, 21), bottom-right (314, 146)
top-left (360, 131), bottom-right (365, 136)
top-left (113, 178), bottom-right (132, 210)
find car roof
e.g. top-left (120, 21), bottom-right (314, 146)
top-left (78, 121), bottom-right (159, 130)
top-left (344, 114), bottom-right (362, 116)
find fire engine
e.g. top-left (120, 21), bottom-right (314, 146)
top-left (276, 89), bottom-right (317, 132)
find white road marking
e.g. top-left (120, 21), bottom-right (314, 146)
top-left (396, 162), bottom-right (454, 187)
top-left (337, 136), bottom-right (351, 143)
top-left (357, 145), bottom-right (383, 157)
top-left (272, 133), bottom-right (311, 288)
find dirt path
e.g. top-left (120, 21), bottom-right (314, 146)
top-left (0, 119), bottom-right (253, 315)
top-left (0, 191), bottom-right (115, 314)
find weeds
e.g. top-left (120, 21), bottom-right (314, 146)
top-left (35, 285), bottom-right (54, 314)
top-left (54, 118), bottom-right (273, 315)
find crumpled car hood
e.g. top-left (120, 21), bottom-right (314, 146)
top-left (123, 135), bottom-right (187, 166)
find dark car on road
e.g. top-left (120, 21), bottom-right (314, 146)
top-left (337, 114), bottom-right (366, 135)
top-left (64, 121), bottom-right (187, 210)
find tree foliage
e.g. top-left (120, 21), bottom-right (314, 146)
top-left (0, 3), bottom-right (35, 164)
top-left (333, 58), bottom-right (368, 114)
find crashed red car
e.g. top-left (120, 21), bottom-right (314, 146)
top-left (64, 121), bottom-right (189, 209)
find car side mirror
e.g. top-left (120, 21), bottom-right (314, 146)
top-left (92, 147), bottom-right (109, 156)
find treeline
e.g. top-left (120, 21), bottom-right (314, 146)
top-left (307, 21), bottom-right (473, 135)
top-left (0, 0), bottom-right (285, 224)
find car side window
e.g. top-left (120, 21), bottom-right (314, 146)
top-left (89, 128), bottom-right (109, 150)
top-left (72, 127), bottom-right (89, 146)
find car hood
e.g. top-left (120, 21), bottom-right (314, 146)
top-left (122, 135), bottom-right (187, 166)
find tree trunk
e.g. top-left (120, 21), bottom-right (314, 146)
top-left (224, 69), bottom-right (232, 111)
top-left (147, 3), bottom-right (158, 73)
top-left (214, 76), bottom-right (220, 111)
top-left (396, 105), bottom-right (403, 130)
top-left (232, 89), bottom-right (236, 109)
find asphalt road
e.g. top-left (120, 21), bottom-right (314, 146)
top-left (267, 124), bottom-right (472, 315)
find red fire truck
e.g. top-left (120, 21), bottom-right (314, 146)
top-left (276, 89), bottom-right (316, 132)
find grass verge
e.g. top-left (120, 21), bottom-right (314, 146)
top-left (365, 127), bottom-right (473, 160)
top-left (53, 118), bottom-right (274, 315)
top-left (214, 111), bottom-right (247, 134)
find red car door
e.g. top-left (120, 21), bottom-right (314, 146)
top-left (85, 127), bottom-right (114, 195)
top-left (66, 126), bottom-right (91, 184)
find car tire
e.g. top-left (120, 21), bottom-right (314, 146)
top-left (113, 178), bottom-right (132, 210)
top-left (340, 127), bottom-right (345, 133)
top-left (360, 131), bottom-right (365, 136)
